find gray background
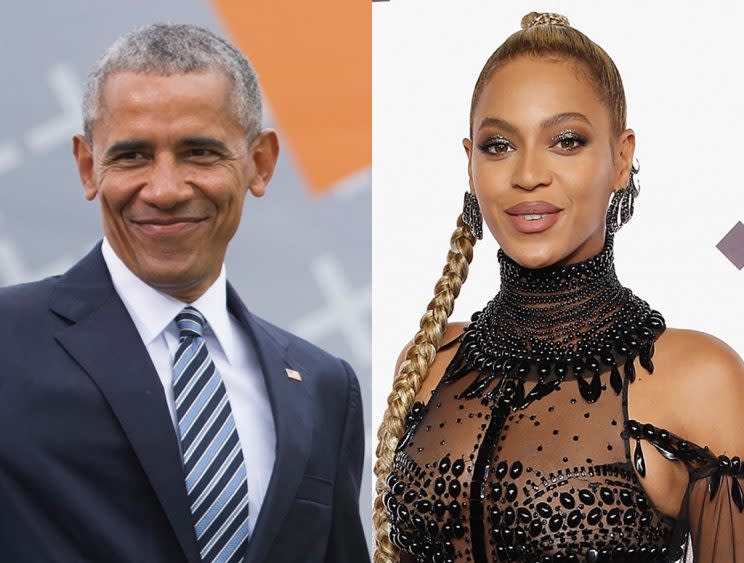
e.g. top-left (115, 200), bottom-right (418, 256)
top-left (0, 0), bottom-right (372, 549)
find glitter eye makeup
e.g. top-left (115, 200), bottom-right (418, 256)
top-left (477, 136), bottom-right (513, 155)
top-left (476, 129), bottom-right (588, 157)
top-left (551, 129), bottom-right (588, 151)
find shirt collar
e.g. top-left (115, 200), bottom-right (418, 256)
top-left (101, 238), bottom-right (235, 364)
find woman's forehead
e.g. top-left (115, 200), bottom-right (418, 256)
top-left (473, 56), bottom-right (610, 133)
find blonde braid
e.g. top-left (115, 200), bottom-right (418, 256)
top-left (373, 214), bottom-right (476, 563)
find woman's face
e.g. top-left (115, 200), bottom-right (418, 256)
top-left (464, 55), bottom-right (634, 268)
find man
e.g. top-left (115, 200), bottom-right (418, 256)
top-left (0, 23), bottom-right (368, 563)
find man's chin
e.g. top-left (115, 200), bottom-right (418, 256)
top-left (130, 259), bottom-right (210, 297)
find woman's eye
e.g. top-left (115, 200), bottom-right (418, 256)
top-left (559, 138), bottom-right (580, 150)
top-left (479, 138), bottom-right (513, 155)
top-left (553, 133), bottom-right (587, 152)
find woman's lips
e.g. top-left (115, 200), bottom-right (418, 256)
top-left (505, 200), bottom-right (562, 215)
top-left (505, 210), bottom-right (562, 234)
top-left (504, 202), bottom-right (563, 234)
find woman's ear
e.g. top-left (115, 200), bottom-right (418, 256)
top-left (463, 138), bottom-right (475, 193)
top-left (614, 128), bottom-right (636, 191)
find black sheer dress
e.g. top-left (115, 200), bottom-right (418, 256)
top-left (384, 233), bottom-right (744, 562)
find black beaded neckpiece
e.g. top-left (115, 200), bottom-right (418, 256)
top-left (443, 231), bottom-right (666, 405)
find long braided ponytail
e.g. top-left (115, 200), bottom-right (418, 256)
top-left (373, 215), bottom-right (476, 562)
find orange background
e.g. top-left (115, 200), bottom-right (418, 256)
top-left (212, 0), bottom-right (371, 195)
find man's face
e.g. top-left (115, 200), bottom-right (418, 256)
top-left (73, 70), bottom-right (278, 302)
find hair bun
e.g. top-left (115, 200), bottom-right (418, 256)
top-left (521, 12), bottom-right (570, 30)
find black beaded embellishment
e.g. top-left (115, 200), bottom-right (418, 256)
top-left (625, 420), bottom-right (744, 512)
top-left (382, 229), bottom-right (744, 563)
top-left (443, 231), bottom-right (666, 406)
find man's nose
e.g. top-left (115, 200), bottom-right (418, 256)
top-left (140, 154), bottom-right (192, 208)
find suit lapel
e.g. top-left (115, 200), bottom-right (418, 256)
top-left (227, 286), bottom-right (314, 563)
top-left (50, 244), bottom-right (201, 563)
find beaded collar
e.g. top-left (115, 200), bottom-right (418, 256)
top-left (442, 230), bottom-right (666, 405)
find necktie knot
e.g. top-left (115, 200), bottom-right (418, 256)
top-left (175, 306), bottom-right (206, 339)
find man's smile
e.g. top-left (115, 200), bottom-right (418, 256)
top-left (130, 216), bottom-right (208, 236)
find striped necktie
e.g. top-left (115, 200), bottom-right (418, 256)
top-left (173, 306), bottom-right (249, 563)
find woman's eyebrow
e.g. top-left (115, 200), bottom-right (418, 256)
top-left (477, 117), bottom-right (516, 133)
top-left (540, 112), bottom-right (592, 129)
top-left (477, 112), bottom-right (592, 133)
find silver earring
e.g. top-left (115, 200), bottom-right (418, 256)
top-left (462, 192), bottom-right (483, 240)
top-left (606, 158), bottom-right (640, 234)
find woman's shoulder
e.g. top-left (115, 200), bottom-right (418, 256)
top-left (393, 322), bottom-right (468, 370)
top-left (627, 329), bottom-right (744, 529)
top-left (394, 321), bottom-right (469, 405)
top-left (638, 327), bottom-right (744, 455)
top-left (654, 327), bottom-right (744, 396)
top-left (658, 327), bottom-right (741, 361)
top-left (439, 321), bottom-right (469, 350)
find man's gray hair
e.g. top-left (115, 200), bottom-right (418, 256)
top-left (82, 23), bottom-right (263, 141)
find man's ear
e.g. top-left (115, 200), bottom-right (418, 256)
top-left (247, 130), bottom-right (279, 198)
top-left (73, 134), bottom-right (97, 201)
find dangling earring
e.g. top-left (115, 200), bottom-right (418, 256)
top-left (462, 191), bottom-right (483, 240)
top-left (606, 158), bottom-right (640, 234)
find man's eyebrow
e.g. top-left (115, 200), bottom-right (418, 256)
top-left (180, 137), bottom-right (229, 152)
top-left (477, 112), bottom-right (592, 134)
top-left (104, 140), bottom-right (151, 157)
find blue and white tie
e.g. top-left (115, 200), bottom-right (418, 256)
top-left (173, 306), bottom-right (249, 563)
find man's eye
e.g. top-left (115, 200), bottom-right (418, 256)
top-left (187, 148), bottom-right (218, 158)
top-left (117, 152), bottom-right (147, 161)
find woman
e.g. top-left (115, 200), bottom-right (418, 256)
top-left (374, 12), bottom-right (744, 563)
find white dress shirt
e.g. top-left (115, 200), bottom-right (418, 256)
top-left (101, 238), bottom-right (276, 534)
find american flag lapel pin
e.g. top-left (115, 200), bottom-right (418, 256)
top-left (286, 368), bottom-right (302, 381)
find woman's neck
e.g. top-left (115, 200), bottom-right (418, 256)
top-left (494, 231), bottom-right (623, 353)
top-left (443, 229), bottom-right (666, 404)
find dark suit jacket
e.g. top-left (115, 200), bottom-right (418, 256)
top-left (0, 243), bottom-right (369, 563)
